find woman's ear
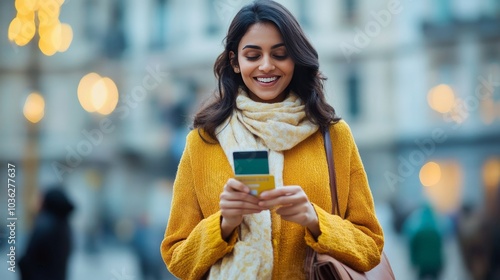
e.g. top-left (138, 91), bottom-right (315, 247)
top-left (229, 51), bottom-right (240, 73)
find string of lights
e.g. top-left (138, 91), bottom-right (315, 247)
top-left (8, 0), bottom-right (73, 56)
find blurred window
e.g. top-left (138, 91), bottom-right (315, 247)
top-left (438, 64), bottom-right (455, 85)
top-left (84, 0), bottom-right (99, 39)
top-left (102, 0), bottom-right (127, 59)
top-left (429, 48), bottom-right (458, 96)
top-left (436, 0), bottom-right (452, 23)
top-left (207, 0), bottom-right (221, 35)
top-left (479, 47), bottom-right (500, 124)
top-left (485, 0), bottom-right (500, 18)
top-left (347, 70), bottom-right (360, 119)
top-left (150, 0), bottom-right (168, 49)
top-left (343, 0), bottom-right (358, 25)
top-left (298, 0), bottom-right (310, 29)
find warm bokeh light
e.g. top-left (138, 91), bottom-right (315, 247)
top-left (78, 73), bottom-right (102, 112)
top-left (38, 36), bottom-right (57, 56)
top-left (23, 92), bottom-right (45, 123)
top-left (37, 7), bottom-right (60, 27)
top-left (419, 161), bottom-right (442, 187)
top-left (90, 78), bottom-right (109, 111)
top-left (78, 73), bottom-right (119, 115)
top-left (483, 158), bottom-right (500, 190)
top-left (38, 0), bottom-right (61, 22)
top-left (58, 23), bottom-right (73, 52)
top-left (48, 22), bottom-right (62, 53)
top-left (95, 77), bottom-right (119, 115)
top-left (37, 19), bottom-right (55, 36)
top-left (15, 0), bottom-right (38, 15)
top-left (8, 17), bottom-right (22, 41)
top-left (427, 84), bottom-right (456, 113)
top-left (8, 0), bottom-right (71, 55)
top-left (422, 161), bottom-right (463, 214)
top-left (38, 21), bottom-right (69, 56)
top-left (10, 15), bottom-right (36, 47)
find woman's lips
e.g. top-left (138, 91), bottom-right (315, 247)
top-left (254, 76), bottom-right (280, 86)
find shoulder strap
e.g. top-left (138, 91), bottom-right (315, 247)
top-left (323, 127), bottom-right (340, 215)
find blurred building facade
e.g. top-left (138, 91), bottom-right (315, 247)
top-left (1, 0), bottom-right (500, 279)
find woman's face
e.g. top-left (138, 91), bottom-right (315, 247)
top-left (232, 22), bottom-right (295, 103)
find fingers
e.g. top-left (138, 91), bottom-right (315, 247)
top-left (220, 200), bottom-right (265, 212)
top-left (274, 202), bottom-right (310, 216)
top-left (258, 186), bottom-right (306, 208)
top-left (259, 185), bottom-right (301, 199)
top-left (225, 178), bottom-right (249, 193)
top-left (221, 178), bottom-right (261, 204)
top-left (221, 183), bottom-right (319, 230)
top-left (256, 185), bottom-right (318, 228)
top-left (219, 178), bottom-right (265, 227)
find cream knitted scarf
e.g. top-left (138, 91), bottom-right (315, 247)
top-left (209, 89), bottom-right (318, 279)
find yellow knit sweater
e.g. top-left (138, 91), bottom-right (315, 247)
top-left (161, 120), bottom-right (384, 279)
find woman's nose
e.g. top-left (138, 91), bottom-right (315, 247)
top-left (259, 56), bottom-right (275, 72)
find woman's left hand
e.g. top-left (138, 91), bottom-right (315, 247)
top-left (258, 186), bottom-right (320, 238)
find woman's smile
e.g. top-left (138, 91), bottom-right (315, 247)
top-left (232, 22), bottom-right (295, 103)
top-left (254, 75), bottom-right (280, 86)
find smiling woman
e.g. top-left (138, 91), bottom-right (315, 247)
top-left (160, 1), bottom-right (385, 279)
top-left (230, 23), bottom-right (295, 103)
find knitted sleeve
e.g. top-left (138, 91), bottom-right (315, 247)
top-left (304, 121), bottom-right (384, 272)
top-left (160, 133), bottom-right (238, 279)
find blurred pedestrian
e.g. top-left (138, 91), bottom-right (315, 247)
top-left (19, 187), bottom-right (75, 280)
top-left (456, 204), bottom-right (491, 280)
top-left (160, 0), bottom-right (384, 279)
top-left (132, 215), bottom-right (164, 280)
top-left (403, 203), bottom-right (444, 280)
top-left (486, 184), bottom-right (500, 280)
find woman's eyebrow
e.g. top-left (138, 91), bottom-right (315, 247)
top-left (242, 43), bottom-right (285, 50)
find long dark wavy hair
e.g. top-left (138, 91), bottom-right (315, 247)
top-left (193, 0), bottom-right (340, 140)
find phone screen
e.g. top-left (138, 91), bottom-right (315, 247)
top-left (233, 151), bottom-right (269, 175)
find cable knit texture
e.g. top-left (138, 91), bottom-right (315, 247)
top-left (161, 120), bottom-right (384, 280)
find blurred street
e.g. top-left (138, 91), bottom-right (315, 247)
top-left (1, 203), bottom-right (470, 280)
top-left (376, 203), bottom-right (470, 280)
top-left (1, 0), bottom-right (499, 279)
top-left (1, 244), bottom-right (177, 280)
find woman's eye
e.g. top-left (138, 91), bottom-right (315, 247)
top-left (274, 54), bottom-right (288, 60)
top-left (244, 53), bottom-right (288, 61)
top-left (246, 56), bottom-right (260, 61)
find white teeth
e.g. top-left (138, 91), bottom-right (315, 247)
top-left (257, 77), bottom-right (278, 83)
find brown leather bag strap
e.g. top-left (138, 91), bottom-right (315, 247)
top-left (323, 127), bottom-right (340, 216)
top-left (320, 126), bottom-right (397, 280)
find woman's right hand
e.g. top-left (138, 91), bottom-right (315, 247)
top-left (219, 178), bottom-right (264, 240)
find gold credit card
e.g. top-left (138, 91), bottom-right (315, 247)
top-left (234, 174), bottom-right (275, 196)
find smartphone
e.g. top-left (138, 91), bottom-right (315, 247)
top-left (233, 151), bottom-right (275, 196)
